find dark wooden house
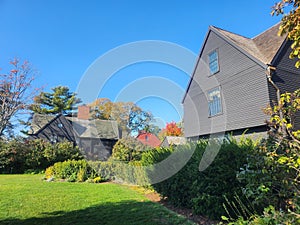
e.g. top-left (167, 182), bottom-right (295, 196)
top-left (29, 106), bottom-right (121, 160)
top-left (182, 23), bottom-right (300, 140)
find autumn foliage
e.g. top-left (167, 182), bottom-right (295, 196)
top-left (160, 121), bottom-right (183, 137)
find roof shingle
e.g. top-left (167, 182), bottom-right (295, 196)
top-left (212, 23), bottom-right (286, 64)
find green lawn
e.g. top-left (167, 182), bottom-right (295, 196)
top-left (0, 175), bottom-right (195, 225)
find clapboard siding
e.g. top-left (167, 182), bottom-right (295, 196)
top-left (32, 114), bottom-right (76, 143)
top-left (270, 40), bottom-right (300, 130)
top-left (272, 41), bottom-right (300, 93)
top-left (184, 30), bottom-right (270, 137)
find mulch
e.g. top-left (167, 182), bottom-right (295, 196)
top-left (144, 192), bottom-right (220, 225)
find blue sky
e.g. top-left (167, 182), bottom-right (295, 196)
top-left (1, 0), bottom-right (281, 128)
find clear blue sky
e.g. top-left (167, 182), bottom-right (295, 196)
top-left (1, 0), bottom-right (281, 128)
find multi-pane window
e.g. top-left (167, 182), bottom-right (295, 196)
top-left (208, 87), bottom-right (222, 116)
top-left (209, 50), bottom-right (219, 75)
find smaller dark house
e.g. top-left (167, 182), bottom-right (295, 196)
top-left (29, 106), bottom-right (121, 161)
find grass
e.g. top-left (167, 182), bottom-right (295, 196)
top-left (0, 175), bottom-right (195, 225)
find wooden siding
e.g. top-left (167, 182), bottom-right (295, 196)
top-left (33, 115), bottom-right (76, 143)
top-left (78, 138), bottom-right (116, 161)
top-left (184, 31), bottom-right (270, 137)
top-left (270, 40), bottom-right (300, 130)
top-left (31, 115), bottom-right (118, 160)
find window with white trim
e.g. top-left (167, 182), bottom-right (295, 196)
top-left (208, 50), bottom-right (219, 75)
top-left (208, 87), bottom-right (222, 116)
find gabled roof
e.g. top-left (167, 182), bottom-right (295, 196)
top-left (30, 114), bottom-right (121, 140)
top-left (182, 23), bottom-right (286, 103)
top-left (212, 23), bottom-right (285, 64)
top-left (136, 132), bottom-right (161, 147)
top-left (67, 117), bottom-right (121, 139)
top-left (30, 114), bottom-right (62, 134)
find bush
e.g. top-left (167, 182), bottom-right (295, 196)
top-left (221, 206), bottom-right (300, 225)
top-left (111, 137), bottom-right (148, 162)
top-left (237, 136), bottom-right (300, 213)
top-left (45, 159), bottom-right (97, 182)
top-left (221, 89), bottom-right (300, 223)
top-left (0, 139), bottom-right (83, 174)
top-left (88, 160), bottom-right (149, 185)
top-left (88, 161), bottom-right (115, 181)
top-left (142, 138), bottom-right (256, 220)
top-left (0, 139), bottom-right (28, 173)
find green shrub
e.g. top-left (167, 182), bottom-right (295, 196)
top-left (0, 139), bottom-right (28, 173)
top-left (88, 161), bottom-right (115, 181)
top-left (237, 136), bottom-right (300, 213)
top-left (77, 168), bottom-right (87, 182)
top-left (45, 159), bottom-right (94, 182)
top-left (0, 138), bottom-right (83, 174)
top-left (89, 160), bottom-right (149, 185)
top-left (221, 206), bottom-right (300, 225)
top-left (111, 137), bottom-right (148, 162)
top-left (142, 138), bottom-right (256, 220)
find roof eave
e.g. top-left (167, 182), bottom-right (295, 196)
top-left (182, 27), bottom-right (212, 103)
top-left (209, 26), bottom-right (268, 69)
top-left (31, 114), bottom-right (63, 136)
top-left (270, 38), bottom-right (289, 66)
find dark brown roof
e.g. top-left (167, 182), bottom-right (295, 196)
top-left (212, 23), bottom-right (286, 64)
top-left (253, 23), bottom-right (286, 64)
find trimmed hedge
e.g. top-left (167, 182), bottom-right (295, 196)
top-left (142, 138), bottom-right (256, 219)
top-left (77, 138), bottom-right (257, 220)
top-left (88, 160), bottom-right (149, 185)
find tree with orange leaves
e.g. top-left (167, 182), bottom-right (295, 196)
top-left (159, 121), bottom-right (183, 140)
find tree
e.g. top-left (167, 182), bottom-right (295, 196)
top-left (111, 137), bottom-right (147, 162)
top-left (158, 121), bottom-right (183, 140)
top-left (272, 0), bottom-right (300, 67)
top-left (88, 98), bottom-right (113, 120)
top-left (30, 86), bottom-right (81, 115)
top-left (144, 124), bottom-right (161, 136)
top-left (264, 89), bottom-right (300, 142)
top-left (0, 59), bottom-right (38, 137)
top-left (89, 98), bottom-right (153, 134)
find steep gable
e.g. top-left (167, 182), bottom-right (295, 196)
top-left (136, 132), bottom-right (161, 147)
top-left (183, 23), bottom-right (286, 105)
top-left (253, 23), bottom-right (286, 64)
top-left (212, 23), bottom-right (286, 65)
top-left (30, 114), bottom-right (58, 134)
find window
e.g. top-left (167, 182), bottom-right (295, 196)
top-left (208, 50), bottom-right (219, 75)
top-left (208, 87), bottom-right (222, 116)
top-left (50, 135), bottom-right (58, 144)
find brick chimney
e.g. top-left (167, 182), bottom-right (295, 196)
top-left (77, 105), bottom-right (90, 120)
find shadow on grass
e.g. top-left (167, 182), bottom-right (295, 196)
top-left (0, 200), bottom-right (191, 225)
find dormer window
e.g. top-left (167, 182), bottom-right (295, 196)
top-left (208, 49), bottom-right (219, 75)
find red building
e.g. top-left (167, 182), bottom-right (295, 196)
top-left (136, 131), bottom-right (161, 148)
